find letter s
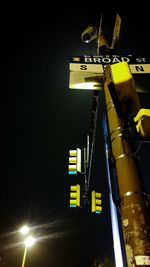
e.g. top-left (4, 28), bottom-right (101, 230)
top-left (80, 65), bottom-right (87, 70)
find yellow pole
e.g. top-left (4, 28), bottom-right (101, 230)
top-left (21, 246), bottom-right (27, 267)
top-left (103, 67), bottom-right (150, 267)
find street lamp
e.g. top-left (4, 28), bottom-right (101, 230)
top-left (19, 225), bottom-right (36, 267)
top-left (21, 235), bottom-right (36, 267)
top-left (19, 225), bottom-right (30, 235)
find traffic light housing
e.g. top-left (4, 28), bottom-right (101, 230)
top-left (108, 61), bottom-right (140, 116)
top-left (70, 184), bottom-right (80, 207)
top-left (68, 148), bottom-right (81, 174)
top-left (134, 108), bottom-right (150, 138)
top-left (91, 191), bottom-right (102, 214)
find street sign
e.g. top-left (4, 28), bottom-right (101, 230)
top-left (69, 71), bottom-right (104, 90)
top-left (70, 55), bottom-right (150, 74)
top-left (69, 55), bottom-right (150, 90)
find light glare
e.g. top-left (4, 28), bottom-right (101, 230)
top-left (24, 235), bottom-right (36, 247)
top-left (20, 226), bottom-right (30, 235)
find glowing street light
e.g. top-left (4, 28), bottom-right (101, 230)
top-left (24, 235), bottom-right (36, 247)
top-left (21, 235), bottom-right (36, 267)
top-left (19, 225), bottom-right (30, 235)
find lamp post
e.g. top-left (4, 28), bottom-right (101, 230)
top-left (19, 225), bottom-right (36, 267)
top-left (21, 235), bottom-right (36, 267)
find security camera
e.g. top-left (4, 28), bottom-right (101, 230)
top-left (81, 26), bottom-right (98, 43)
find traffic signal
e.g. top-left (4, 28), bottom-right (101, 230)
top-left (70, 184), bottom-right (80, 207)
top-left (134, 108), bottom-right (150, 138)
top-left (91, 191), bottom-right (102, 214)
top-left (68, 148), bottom-right (81, 174)
top-left (110, 61), bottom-right (140, 115)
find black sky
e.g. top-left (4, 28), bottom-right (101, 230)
top-left (1, 6), bottom-right (150, 267)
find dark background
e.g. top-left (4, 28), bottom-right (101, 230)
top-left (1, 6), bottom-right (150, 267)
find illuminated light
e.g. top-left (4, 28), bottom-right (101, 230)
top-left (91, 191), bottom-right (102, 214)
top-left (20, 226), bottom-right (30, 235)
top-left (68, 164), bottom-right (76, 170)
top-left (24, 235), bottom-right (36, 248)
top-left (69, 157), bottom-right (77, 163)
top-left (69, 150), bottom-right (77, 156)
top-left (68, 148), bottom-right (81, 174)
top-left (71, 82), bottom-right (102, 90)
top-left (69, 184), bottom-right (80, 207)
top-left (96, 211), bottom-right (101, 214)
top-left (70, 204), bottom-right (76, 208)
top-left (68, 170), bottom-right (77, 175)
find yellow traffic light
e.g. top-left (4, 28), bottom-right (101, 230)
top-left (110, 61), bottom-right (140, 114)
top-left (68, 148), bottom-right (81, 174)
top-left (91, 191), bottom-right (102, 214)
top-left (70, 184), bottom-right (80, 207)
top-left (111, 61), bottom-right (132, 85)
top-left (134, 108), bottom-right (150, 138)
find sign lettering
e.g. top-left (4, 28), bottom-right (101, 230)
top-left (135, 65), bottom-right (144, 72)
top-left (70, 56), bottom-right (150, 74)
top-left (70, 55), bottom-right (149, 65)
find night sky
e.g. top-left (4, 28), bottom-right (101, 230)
top-left (1, 6), bottom-right (150, 267)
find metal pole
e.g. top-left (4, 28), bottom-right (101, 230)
top-left (21, 246), bottom-right (27, 267)
top-left (102, 111), bottom-right (125, 267)
top-left (103, 71), bottom-right (150, 267)
top-left (97, 21), bottom-right (125, 266)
